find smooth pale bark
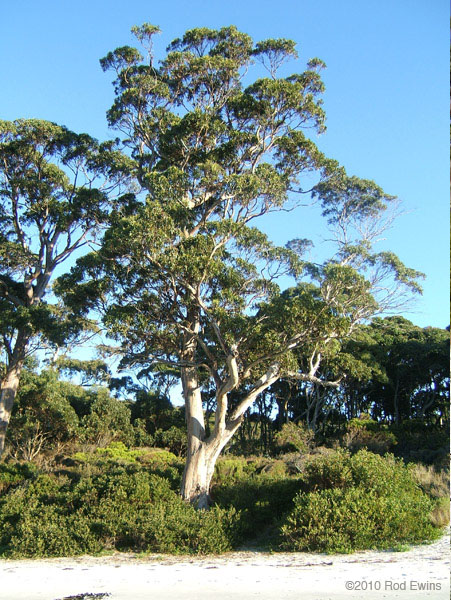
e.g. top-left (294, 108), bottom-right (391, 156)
top-left (180, 363), bottom-right (209, 507)
top-left (179, 361), bottom-right (236, 508)
top-left (180, 359), bottom-right (280, 508)
top-left (0, 332), bottom-right (28, 457)
top-left (0, 364), bottom-right (23, 456)
top-left (180, 411), bottom-right (239, 509)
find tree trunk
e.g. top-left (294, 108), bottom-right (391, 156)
top-left (180, 331), bottom-right (279, 508)
top-left (0, 331), bottom-right (28, 457)
top-left (0, 364), bottom-right (22, 456)
top-left (181, 441), bottom-right (217, 509)
top-left (180, 365), bottom-right (242, 508)
top-left (181, 425), bottom-right (235, 509)
top-left (180, 361), bottom-right (209, 507)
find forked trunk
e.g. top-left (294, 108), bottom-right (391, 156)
top-left (180, 375), bottom-right (238, 508)
top-left (181, 442), bottom-right (216, 509)
top-left (181, 431), bottom-right (232, 509)
top-left (180, 362), bottom-right (211, 507)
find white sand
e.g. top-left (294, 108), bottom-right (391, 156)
top-left (0, 532), bottom-right (449, 600)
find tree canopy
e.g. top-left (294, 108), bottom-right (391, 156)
top-left (0, 118), bottom-right (131, 453)
top-left (55, 24), bottom-right (425, 506)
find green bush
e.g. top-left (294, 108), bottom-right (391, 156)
top-left (0, 462), bottom-right (37, 494)
top-left (94, 441), bottom-right (145, 463)
top-left (136, 502), bottom-right (242, 554)
top-left (1, 448), bottom-right (445, 558)
top-left (213, 457), bottom-right (260, 486)
top-left (81, 390), bottom-right (135, 447)
top-left (344, 426), bottom-right (397, 454)
top-left (212, 458), bottom-right (303, 544)
top-left (280, 449), bottom-right (443, 553)
top-left (0, 464), bottom-right (240, 557)
top-left (154, 425), bottom-right (187, 457)
top-left (274, 422), bottom-right (314, 453)
top-left (136, 448), bottom-right (184, 487)
top-left (7, 369), bottom-right (81, 459)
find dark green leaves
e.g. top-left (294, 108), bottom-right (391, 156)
top-left (0, 119), bottom-right (127, 360)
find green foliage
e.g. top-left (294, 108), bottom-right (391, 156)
top-left (72, 444), bottom-right (184, 489)
top-left (1, 24), bottom-right (446, 561)
top-left (154, 425), bottom-right (187, 456)
top-left (211, 456), bottom-right (302, 542)
top-left (280, 449), bottom-right (443, 553)
top-left (343, 415), bottom-right (397, 454)
top-left (52, 23), bottom-right (430, 512)
top-left (0, 458), bottom-right (240, 557)
top-left (7, 369), bottom-right (80, 458)
top-left (0, 119), bottom-right (125, 359)
top-left (274, 422), bottom-right (314, 453)
top-left (344, 318), bottom-right (450, 427)
top-left (80, 389), bottom-right (134, 446)
top-left (0, 461), bottom-right (37, 493)
top-left (73, 442), bottom-right (144, 464)
top-left (0, 447), bottom-right (446, 557)
top-left (212, 456), bottom-right (269, 485)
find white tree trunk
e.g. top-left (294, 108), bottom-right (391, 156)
top-left (0, 365), bottom-right (22, 456)
top-left (180, 423), bottom-right (234, 509)
top-left (180, 361), bottom-right (209, 506)
top-left (0, 332), bottom-right (29, 457)
top-left (180, 359), bottom-right (281, 508)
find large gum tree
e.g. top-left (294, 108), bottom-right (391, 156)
top-left (0, 119), bottom-right (130, 455)
top-left (58, 24), bottom-right (422, 507)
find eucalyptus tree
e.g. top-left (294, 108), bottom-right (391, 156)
top-left (59, 24), bottom-right (421, 506)
top-left (0, 119), bottom-right (130, 455)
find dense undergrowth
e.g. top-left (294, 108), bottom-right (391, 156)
top-left (0, 442), bottom-right (448, 558)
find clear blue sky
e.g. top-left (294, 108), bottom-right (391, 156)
top-left (1, 0), bottom-right (449, 328)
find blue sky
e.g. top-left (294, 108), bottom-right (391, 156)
top-left (1, 0), bottom-right (449, 328)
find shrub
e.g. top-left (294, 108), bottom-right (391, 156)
top-left (274, 422), bottom-right (314, 454)
top-left (280, 449), bottom-right (443, 553)
top-left (343, 417), bottom-right (397, 455)
top-left (212, 459), bottom-right (303, 543)
top-left (95, 442), bottom-right (144, 463)
top-left (213, 457), bottom-right (260, 486)
top-left (7, 507), bottom-right (102, 557)
top-left (0, 462), bottom-right (37, 494)
top-left (81, 390), bottom-right (135, 447)
top-left (136, 448), bottom-right (184, 487)
top-left (137, 502), bottom-right (242, 554)
top-left (0, 463), bottom-right (240, 557)
top-left (154, 425), bottom-right (187, 457)
top-left (7, 369), bottom-right (80, 459)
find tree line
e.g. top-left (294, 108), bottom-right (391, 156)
top-left (7, 314), bottom-right (448, 464)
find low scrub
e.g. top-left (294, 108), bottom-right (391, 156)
top-left (0, 447), bottom-right (446, 558)
top-left (280, 449), bottom-right (444, 553)
top-left (343, 418), bottom-right (397, 455)
top-left (273, 422), bottom-right (314, 454)
top-left (0, 466), bottom-right (241, 557)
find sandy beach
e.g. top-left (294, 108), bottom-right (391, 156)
top-left (0, 531), bottom-right (448, 600)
